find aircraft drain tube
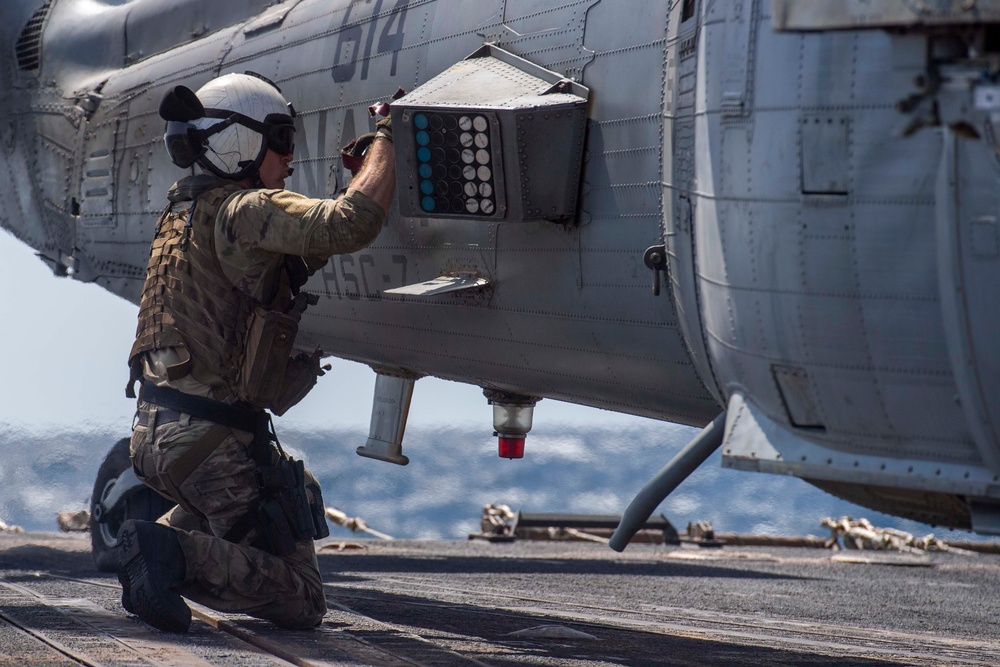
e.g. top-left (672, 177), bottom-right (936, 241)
top-left (609, 412), bottom-right (727, 552)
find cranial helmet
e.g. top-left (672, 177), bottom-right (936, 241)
top-left (160, 72), bottom-right (296, 180)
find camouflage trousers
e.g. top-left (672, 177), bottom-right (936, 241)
top-left (129, 405), bottom-right (327, 629)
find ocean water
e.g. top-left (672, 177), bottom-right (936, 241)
top-left (0, 422), bottom-right (982, 543)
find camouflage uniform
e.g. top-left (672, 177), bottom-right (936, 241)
top-left (130, 175), bottom-right (384, 629)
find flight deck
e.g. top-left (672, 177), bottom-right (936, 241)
top-left (1, 531), bottom-right (998, 666)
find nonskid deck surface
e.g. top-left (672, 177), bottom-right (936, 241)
top-left (0, 532), bottom-right (997, 666)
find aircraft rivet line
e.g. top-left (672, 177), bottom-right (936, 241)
top-left (702, 327), bottom-right (954, 380)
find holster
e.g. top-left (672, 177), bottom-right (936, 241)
top-left (251, 455), bottom-right (330, 556)
top-left (306, 477), bottom-right (330, 541)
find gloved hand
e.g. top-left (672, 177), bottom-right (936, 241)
top-left (375, 115), bottom-right (392, 142)
top-left (367, 87), bottom-right (405, 140)
top-left (341, 132), bottom-right (377, 175)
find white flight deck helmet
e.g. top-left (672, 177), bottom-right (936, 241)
top-left (160, 72), bottom-right (296, 181)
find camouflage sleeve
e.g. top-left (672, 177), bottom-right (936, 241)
top-left (217, 187), bottom-right (385, 261)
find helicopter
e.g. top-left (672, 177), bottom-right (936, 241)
top-left (2, 0), bottom-right (998, 567)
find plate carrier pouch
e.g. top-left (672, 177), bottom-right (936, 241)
top-left (240, 267), bottom-right (323, 414)
top-left (240, 306), bottom-right (298, 410)
top-left (271, 348), bottom-right (327, 416)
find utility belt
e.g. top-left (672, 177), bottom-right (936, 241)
top-left (137, 382), bottom-right (329, 556)
top-left (140, 382), bottom-right (268, 433)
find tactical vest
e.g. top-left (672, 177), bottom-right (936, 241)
top-left (129, 181), bottom-right (250, 397)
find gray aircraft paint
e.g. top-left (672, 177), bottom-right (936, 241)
top-left (1, 0), bottom-right (998, 531)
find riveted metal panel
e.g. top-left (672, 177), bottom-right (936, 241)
top-left (773, 365), bottom-right (825, 428)
top-left (40, 0), bottom-right (277, 92)
top-left (773, 0), bottom-right (1000, 31)
top-left (124, 0), bottom-right (278, 65)
top-left (937, 129), bottom-right (1000, 475)
top-left (722, 394), bottom-right (1000, 517)
top-left (800, 114), bottom-right (850, 195)
top-left (719, 0), bottom-right (757, 118)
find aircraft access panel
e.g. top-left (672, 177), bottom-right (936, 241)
top-left (391, 45), bottom-right (589, 223)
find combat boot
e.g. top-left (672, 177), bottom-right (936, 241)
top-left (117, 520), bottom-right (191, 633)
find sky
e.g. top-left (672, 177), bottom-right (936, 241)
top-left (0, 229), bottom-right (661, 436)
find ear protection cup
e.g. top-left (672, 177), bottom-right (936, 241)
top-left (159, 86), bottom-right (205, 122)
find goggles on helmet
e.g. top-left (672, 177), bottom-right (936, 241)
top-left (263, 114), bottom-right (295, 156)
top-left (202, 109), bottom-right (295, 156)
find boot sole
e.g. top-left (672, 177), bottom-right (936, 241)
top-left (118, 521), bottom-right (191, 633)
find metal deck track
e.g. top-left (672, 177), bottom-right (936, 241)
top-left (2, 534), bottom-right (1000, 666)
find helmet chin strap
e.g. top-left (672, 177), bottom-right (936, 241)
top-left (247, 171), bottom-right (265, 188)
top-left (237, 149), bottom-right (294, 189)
top-left (235, 157), bottom-right (266, 188)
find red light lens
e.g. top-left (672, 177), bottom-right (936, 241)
top-left (498, 436), bottom-right (525, 459)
